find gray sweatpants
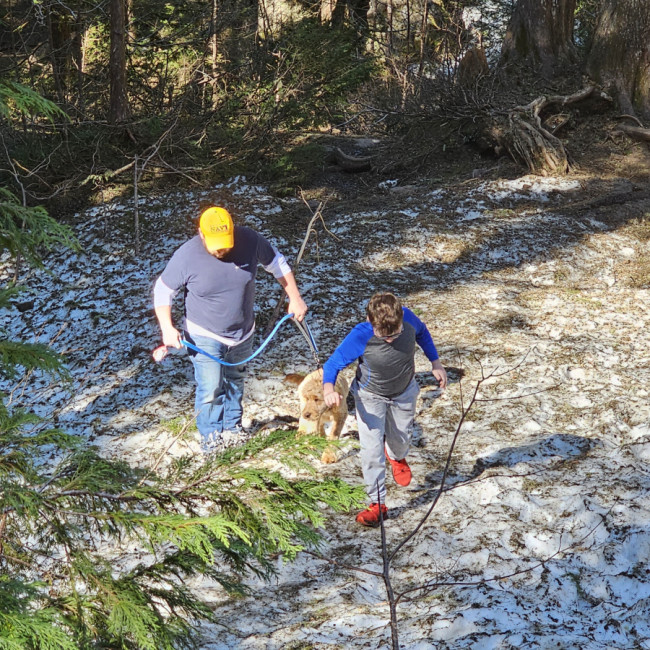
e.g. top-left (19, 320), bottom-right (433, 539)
top-left (352, 378), bottom-right (419, 504)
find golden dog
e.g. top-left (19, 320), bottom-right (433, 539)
top-left (285, 368), bottom-right (349, 464)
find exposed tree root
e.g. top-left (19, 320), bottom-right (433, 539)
top-left (500, 86), bottom-right (612, 176)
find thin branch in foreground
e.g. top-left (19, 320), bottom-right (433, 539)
top-left (307, 351), bottom-right (561, 650)
top-left (395, 500), bottom-right (615, 604)
top-left (376, 481), bottom-right (400, 650)
top-left (262, 194), bottom-right (334, 337)
top-left (390, 350), bottom-right (543, 562)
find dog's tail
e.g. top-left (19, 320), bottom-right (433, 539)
top-left (284, 373), bottom-right (306, 386)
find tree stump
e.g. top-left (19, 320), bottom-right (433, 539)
top-left (504, 108), bottom-right (569, 176)
top-left (499, 86), bottom-right (612, 175)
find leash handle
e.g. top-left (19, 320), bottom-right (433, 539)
top-left (293, 318), bottom-right (320, 366)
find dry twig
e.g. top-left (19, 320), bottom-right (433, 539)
top-left (306, 352), bottom-right (599, 650)
top-left (262, 193), bottom-right (333, 337)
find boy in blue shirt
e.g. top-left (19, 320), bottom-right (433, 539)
top-left (323, 292), bottom-right (447, 526)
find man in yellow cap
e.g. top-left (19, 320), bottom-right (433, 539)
top-left (153, 206), bottom-right (308, 452)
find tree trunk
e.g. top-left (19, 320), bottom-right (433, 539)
top-left (124, 0), bottom-right (136, 42)
top-left (211, 0), bottom-right (218, 75)
top-left (72, 3), bottom-right (87, 115)
top-left (220, 0), bottom-right (258, 70)
top-left (109, 0), bottom-right (129, 123)
top-left (416, 0), bottom-right (428, 81)
top-left (47, 5), bottom-right (72, 103)
top-left (501, 0), bottom-right (577, 76)
top-left (209, 0), bottom-right (219, 108)
top-left (586, 0), bottom-right (650, 118)
top-left (320, 0), bottom-right (370, 30)
top-left (350, 0), bottom-right (370, 33)
top-left (367, 0), bottom-right (384, 53)
top-left (386, 0), bottom-right (394, 54)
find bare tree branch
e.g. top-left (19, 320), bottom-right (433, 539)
top-left (396, 502), bottom-right (614, 603)
top-left (262, 193), bottom-right (333, 338)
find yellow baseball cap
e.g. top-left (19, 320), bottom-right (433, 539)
top-left (199, 206), bottom-right (234, 251)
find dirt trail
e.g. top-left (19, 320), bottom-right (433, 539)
top-left (1, 162), bottom-right (650, 648)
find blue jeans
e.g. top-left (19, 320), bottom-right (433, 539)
top-left (185, 332), bottom-right (253, 439)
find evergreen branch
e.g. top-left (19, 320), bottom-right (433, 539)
top-left (0, 408), bottom-right (362, 647)
top-left (137, 514), bottom-right (252, 562)
top-left (43, 490), bottom-right (141, 502)
top-left (0, 188), bottom-right (79, 268)
top-left (0, 81), bottom-right (67, 121)
top-left (0, 577), bottom-right (77, 650)
top-left (0, 286), bottom-right (20, 310)
top-left (0, 341), bottom-right (68, 381)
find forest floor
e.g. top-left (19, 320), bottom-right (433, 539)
top-left (1, 115), bottom-right (650, 648)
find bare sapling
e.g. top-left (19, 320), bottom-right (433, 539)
top-left (306, 352), bottom-right (607, 649)
top-left (263, 192), bottom-right (338, 337)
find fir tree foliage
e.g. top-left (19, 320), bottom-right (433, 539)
top-left (0, 188), bottom-right (79, 268)
top-left (0, 75), bottom-right (364, 650)
top-left (0, 89), bottom-right (77, 385)
top-left (0, 81), bottom-right (66, 122)
top-left (0, 337), bottom-right (65, 381)
top-left (0, 425), bottom-right (364, 648)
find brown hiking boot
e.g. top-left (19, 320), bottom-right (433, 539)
top-left (355, 503), bottom-right (388, 527)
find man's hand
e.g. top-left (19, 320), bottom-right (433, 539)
top-left (155, 304), bottom-right (182, 349)
top-left (278, 271), bottom-right (308, 322)
top-left (288, 296), bottom-right (308, 322)
top-left (161, 326), bottom-right (182, 349)
top-left (323, 382), bottom-right (341, 407)
top-left (432, 359), bottom-right (448, 389)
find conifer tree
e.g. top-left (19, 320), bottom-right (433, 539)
top-left (0, 85), bottom-right (365, 648)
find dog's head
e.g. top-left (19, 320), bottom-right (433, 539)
top-left (285, 371), bottom-right (348, 461)
top-left (285, 371), bottom-right (329, 434)
top-left (298, 391), bottom-right (326, 431)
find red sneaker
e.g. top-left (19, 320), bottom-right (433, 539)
top-left (355, 503), bottom-right (388, 527)
top-left (386, 448), bottom-right (412, 486)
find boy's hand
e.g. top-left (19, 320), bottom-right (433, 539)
top-left (323, 382), bottom-right (341, 407)
top-left (432, 360), bottom-right (448, 389)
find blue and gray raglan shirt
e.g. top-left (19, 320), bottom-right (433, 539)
top-left (322, 307), bottom-right (439, 398)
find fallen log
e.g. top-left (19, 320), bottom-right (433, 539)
top-left (326, 147), bottom-right (374, 173)
top-left (613, 116), bottom-right (650, 143)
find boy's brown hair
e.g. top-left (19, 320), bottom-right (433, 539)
top-left (366, 292), bottom-right (403, 337)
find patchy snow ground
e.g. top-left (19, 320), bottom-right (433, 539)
top-left (2, 172), bottom-right (650, 649)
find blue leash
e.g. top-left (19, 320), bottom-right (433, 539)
top-left (180, 313), bottom-right (320, 367)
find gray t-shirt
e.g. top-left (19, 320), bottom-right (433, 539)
top-left (355, 323), bottom-right (418, 397)
top-left (160, 227), bottom-right (276, 341)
